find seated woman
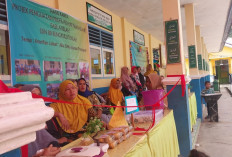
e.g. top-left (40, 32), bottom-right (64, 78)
top-left (77, 78), bottom-right (103, 119)
top-left (50, 80), bottom-right (96, 140)
top-left (120, 66), bottom-right (137, 97)
top-left (108, 78), bottom-right (124, 107)
top-left (145, 73), bottom-right (168, 108)
top-left (144, 64), bottom-right (157, 76)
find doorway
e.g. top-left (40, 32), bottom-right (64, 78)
top-left (215, 59), bottom-right (230, 84)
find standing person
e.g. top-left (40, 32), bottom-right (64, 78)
top-left (201, 81), bottom-right (214, 120)
top-left (144, 64), bottom-right (157, 76)
top-left (77, 78), bottom-right (103, 119)
top-left (137, 66), bottom-right (145, 89)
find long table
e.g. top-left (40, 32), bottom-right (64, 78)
top-left (61, 110), bottom-right (180, 157)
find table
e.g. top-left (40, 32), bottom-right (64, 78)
top-left (188, 93), bottom-right (198, 130)
top-left (61, 110), bottom-right (180, 157)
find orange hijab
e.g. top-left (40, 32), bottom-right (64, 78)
top-left (108, 78), bottom-right (123, 106)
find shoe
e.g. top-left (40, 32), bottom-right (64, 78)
top-left (205, 115), bottom-right (209, 119)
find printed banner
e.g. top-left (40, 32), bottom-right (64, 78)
top-left (130, 41), bottom-right (149, 74)
top-left (7, 0), bottom-right (89, 97)
top-left (87, 3), bottom-right (113, 31)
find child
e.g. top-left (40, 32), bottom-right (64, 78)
top-left (201, 81), bottom-right (214, 119)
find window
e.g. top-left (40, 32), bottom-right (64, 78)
top-left (88, 25), bottom-right (115, 78)
top-left (103, 48), bottom-right (114, 76)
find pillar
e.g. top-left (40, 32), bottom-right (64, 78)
top-left (185, 4), bottom-right (202, 120)
top-left (162, 0), bottom-right (192, 156)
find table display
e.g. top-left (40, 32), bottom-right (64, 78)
top-left (59, 110), bottom-right (180, 157)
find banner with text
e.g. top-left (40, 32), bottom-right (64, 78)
top-left (130, 41), bottom-right (149, 74)
top-left (7, 0), bottom-right (89, 97)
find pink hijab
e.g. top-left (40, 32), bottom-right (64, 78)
top-left (120, 66), bottom-right (134, 88)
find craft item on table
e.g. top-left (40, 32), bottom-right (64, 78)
top-left (117, 136), bottom-right (124, 144)
top-left (128, 125), bottom-right (134, 132)
top-left (98, 135), bottom-right (114, 143)
top-left (112, 127), bottom-right (129, 135)
top-left (109, 140), bottom-right (118, 149)
top-left (142, 89), bottom-right (164, 110)
top-left (108, 102), bottom-right (128, 129)
top-left (80, 137), bottom-right (94, 146)
top-left (128, 109), bottom-right (163, 123)
top-left (56, 146), bottom-right (101, 157)
top-left (123, 132), bottom-right (133, 141)
top-left (106, 131), bottom-right (123, 140)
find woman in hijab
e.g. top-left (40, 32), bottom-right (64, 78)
top-left (145, 73), bottom-right (163, 90)
top-left (130, 66), bottom-right (141, 84)
top-left (108, 78), bottom-right (124, 107)
top-left (145, 73), bottom-right (168, 108)
top-left (50, 80), bottom-right (96, 139)
top-left (120, 66), bottom-right (137, 96)
top-left (77, 78), bottom-right (103, 119)
top-left (144, 64), bottom-right (157, 76)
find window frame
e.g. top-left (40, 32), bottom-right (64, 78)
top-left (88, 24), bottom-right (116, 79)
top-left (102, 47), bottom-right (115, 77)
top-left (89, 44), bottom-right (103, 77)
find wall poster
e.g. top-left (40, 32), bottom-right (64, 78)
top-left (129, 41), bottom-right (149, 74)
top-left (7, 0), bottom-right (89, 97)
top-left (165, 20), bottom-right (180, 64)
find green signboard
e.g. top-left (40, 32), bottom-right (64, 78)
top-left (188, 45), bottom-right (197, 68)
top-left (86, 3), bottom-right (113, 31)
top-left (165, 20), bottom-right (180, 64)
top-left (197, 54), bottom-right (202, 70)
top-left (203, 59), bottom-right (205, 70)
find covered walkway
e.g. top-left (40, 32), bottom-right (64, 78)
top-left (196, 87), bottom-right (232, 157)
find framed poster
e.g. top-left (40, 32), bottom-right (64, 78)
top-left (86, 3), bottom-right (113, 31)
top-left (188, 45), bottom-right (197, 68)
top-left (125, 95), bottom-right (139, 115)
top-left (133, 30), bottom-right (145, 46)
top-left (165, 20), bottom-right (180, 64)
top-left (129, 41), bottom-right (149, 74)
top-left (197, 54), bottom-right (202, 70)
